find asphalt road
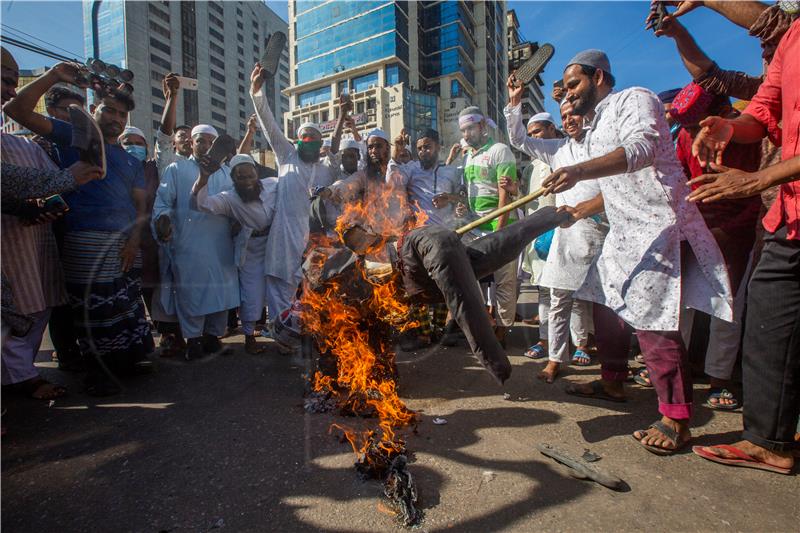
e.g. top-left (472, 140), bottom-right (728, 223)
top-left (2, 287), bottom-right (798, 532)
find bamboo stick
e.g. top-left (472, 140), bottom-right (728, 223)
top-left (456, 187), bottom-right (548, 235)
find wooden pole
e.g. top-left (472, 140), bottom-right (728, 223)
top-left (455, 187), bottom-right (548, 235)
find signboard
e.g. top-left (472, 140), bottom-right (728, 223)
top-left (319, 113), bottom-right (368, 133)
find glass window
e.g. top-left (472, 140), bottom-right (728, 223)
top-left (149, 21), bottom-right (170, 39)
top-left (423, 23), bottom-right (474, 58)
top-left (211, 97), bottom-right (226, 109)
top-left (209, 2), bottom-right (223, 16)
top-left (298, 85), bottom-right (331, 106)
top-left (210, 69), bottom-right (225, 82)
top-left (209, 14), bottom-right (224, 28)
top-left (150, 54), bottom-right (171, 70)
top-left (211, 84), bottom-right (226, 96)
top-left (147, 3), bottom-right (169, 24)
top-left (295, 1), bottom-right (386, 35)
top-left (211, 111), bottom-right (226, 122)
top-left (352, 72), bottom-right (378, 93)
top-left (150, 37), bottom-right (171, 55)
top-left (210, 41), bottom-right (225, 56)
top-left (152, 103), bottom-right (164, 115)
top-left (210, 55), bottom-right (225, 69)
top-left (450, 79), bottom-right (464, 98)
top-left (84, 0), bottom-right (127, 68)
top-left (209, 28), bottom-right (224, 42)
top-left (297, 32), bottom-right (397, 85)
top-left (337, 79), bottom-right (349, 95)
top-left (151, 86), bottom-right (164, 99)
top-left (296, 4), bottom-right (396, 59)
top-left (385, 64), bottom-right (408, 87)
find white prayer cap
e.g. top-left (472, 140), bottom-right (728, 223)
top-left (528, 112), bottom-right (555, 127)
top-left (341, 139), bottom-right (361, 151)
top-left (296, 121), bottom-right (321, 138)
top-left (366, 128), bottom-right (390, 143)
top-left (120, 126), bottom-right (145, 140)
top-left (191, 124), bottom-right (218, 138)
top-left (229, 154), bottom-right (256, 170)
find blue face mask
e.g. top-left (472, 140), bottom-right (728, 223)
top-left (125, 145), bottom-right (147, 161)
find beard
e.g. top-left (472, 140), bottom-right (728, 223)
top-left (234, 180), bottom-right (263, 203)
top-left (419, 155), bottom-right (436, 170)
top-left (366, 157), bottom-right (387, 180)
top-left (298, 148), bottom-right (319, 163)
top-left (571, 83), bottom-right (598, 117)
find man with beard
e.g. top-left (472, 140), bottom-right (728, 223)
top-left (153, 125), bottom-right (240, 361)
top-left (191, 154), bottom-right (278, 354)
top-left (459, 106), bottom-right (519, 346)
top-left (390, 128), bottom-right (461, 349)
top-left (540, 49), bottom-right (733, 455)
top-left (506, 86), bottom-right (607, 383)
top-left (250, 63), bottom-right (336, 342)
top-left (4, 59), bottom-right (155, 396)
top-left (155, 73), bottom-right (193, 176)
top-left (320, 128), bottom-right (407, 237)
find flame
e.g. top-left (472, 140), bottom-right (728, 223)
top-left (301, 168), bottom-right (429, 464)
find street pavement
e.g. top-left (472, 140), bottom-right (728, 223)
top-left (2, 286), bottom-right (798, 532)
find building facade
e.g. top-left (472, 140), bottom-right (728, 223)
top-left (83, 0), bottom-right (289, 150)
top-left (507, 9), bottom-right (546, 166)
top-left (284, 0), bottom-right (508, 151)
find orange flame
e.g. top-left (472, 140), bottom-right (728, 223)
top-left (302, 170), bottom-right (430, 461)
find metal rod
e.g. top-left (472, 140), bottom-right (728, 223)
top-left (456, 187), bottom-right (548, 235)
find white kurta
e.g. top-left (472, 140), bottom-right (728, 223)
top-left (251, 88), bottom-right (336, 287)
top-left (572, 89), bottom-right (733, 331)
top-left (152, 158), bottom-right (240, 317)
top-left (505, 103), bottom-right (608, 291)
top-left (195, 178), bottom-right (279, 328)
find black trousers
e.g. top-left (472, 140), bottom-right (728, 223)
top-left (48, 219), bottom-right (82, 362)
top-left (401, 206), bottom-right (568, 385)
top-left (742, 227), bottom-right (800, 451)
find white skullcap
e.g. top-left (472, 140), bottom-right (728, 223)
top-left (120, 126), bottom-right (145, 140)
top-left (229, 154), bottom-right (256, 170)
top-left (341, 139), bottom-right (361, 151)
top-left (296, 122), bottom-right (321, 138)
top-left (322, 138), bottom-right (331, 147)
top-left (191, 124), bottom-right (218, 138)
top-left (366, 128), bottom-right (390, 143)
top-left (528, 112), bottom-right (555, 127)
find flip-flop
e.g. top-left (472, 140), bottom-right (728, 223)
top-left (564, 381), bottom-right (626, 403)
top-left (633, 420), bottom-right (690, 456)
top-left (571, 349), bottom-right (591, 366)
top-left (633, 368), bottom-right (653, 388)
top-left (692, 444), bottom-right (792, 475)
top-left (524, 343), bottom-right (547, 359)
top-left (705, 388), bottom-right (740, 411)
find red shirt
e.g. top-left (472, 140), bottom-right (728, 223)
top-left (676, 128), bottom-right (762, 236)
top-left (743, 18), bottom-right (800, 239)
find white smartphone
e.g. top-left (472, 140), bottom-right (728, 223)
top-left (176, 76), bottom-right (198, 91)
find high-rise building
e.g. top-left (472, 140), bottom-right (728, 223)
top-left (284, 1), bottom-right (508, 150)
top-left (83, 0), bottom-right (290, 150)
top-left (507, 9), bottom-right (546, 165)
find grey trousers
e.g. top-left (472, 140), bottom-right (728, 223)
top-left (400, 206), bottom-right (568, 384)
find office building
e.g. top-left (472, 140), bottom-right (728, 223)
top-left (83, 0), bottom-right (289, 149)
top-left (507, 9), bottom-right (546, 165)
top-left (284, 1), bottom-right (509, 150)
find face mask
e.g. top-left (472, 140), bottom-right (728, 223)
top-left (297, 139), bottom-right (322, 154)
top-left (125, 145), bottom-right (147, 161)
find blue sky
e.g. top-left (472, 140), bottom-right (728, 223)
top-left (2, 1), bottom-right (764, 120)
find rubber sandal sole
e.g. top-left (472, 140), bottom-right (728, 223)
top-left (564, 381), bottom-right (626, 403)
top-left (692, 445), bottom-right (792, 475)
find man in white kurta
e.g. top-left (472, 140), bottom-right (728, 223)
top-left (505, 100), bottom-right (607, 382)
top-left (152, 125), bottom-right (240, 360)
top-left (249, 64), bottom-right (336, 331)
top-left (192, 154), bottom-right (278, 354)
top-left (541, 50), bottom-right (733, 454)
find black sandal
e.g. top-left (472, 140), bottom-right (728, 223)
top-left (565, 381), bottom-right (627, 403)
top-left (633, 421), bottom-right (690, 456)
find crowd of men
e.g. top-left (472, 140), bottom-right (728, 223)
top-left (1, 0), bottom-right (798, 475)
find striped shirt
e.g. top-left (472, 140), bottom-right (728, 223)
top-left (0, 134), bottom-right (67, 314)
top-left (463, 138), bottom-right (518, 231)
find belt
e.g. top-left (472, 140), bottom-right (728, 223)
top-left (251, 226), bottom-right (271, 237)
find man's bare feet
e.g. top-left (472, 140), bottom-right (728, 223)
top-left (537, 361), bottom-right (560, 383)
top-left (702, 440), bottom-right (794, 471)
top-left (634, 416), bottom-right (691, 452)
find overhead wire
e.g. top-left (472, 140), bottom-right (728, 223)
top-left (0, 35), bottom-right (74, 62)
top-left (0, 23), bottom-right (85, 60)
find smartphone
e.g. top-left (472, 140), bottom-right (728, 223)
top-left (176, 76), bottom-right (198, 91)
top-left (43, 194), bottom-right (69, 214)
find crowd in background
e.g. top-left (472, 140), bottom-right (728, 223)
top-left (1, 0), bottom-right (798, 475)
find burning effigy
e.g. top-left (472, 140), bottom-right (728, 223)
top-left (297, 178), bottom-right (567, 526)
